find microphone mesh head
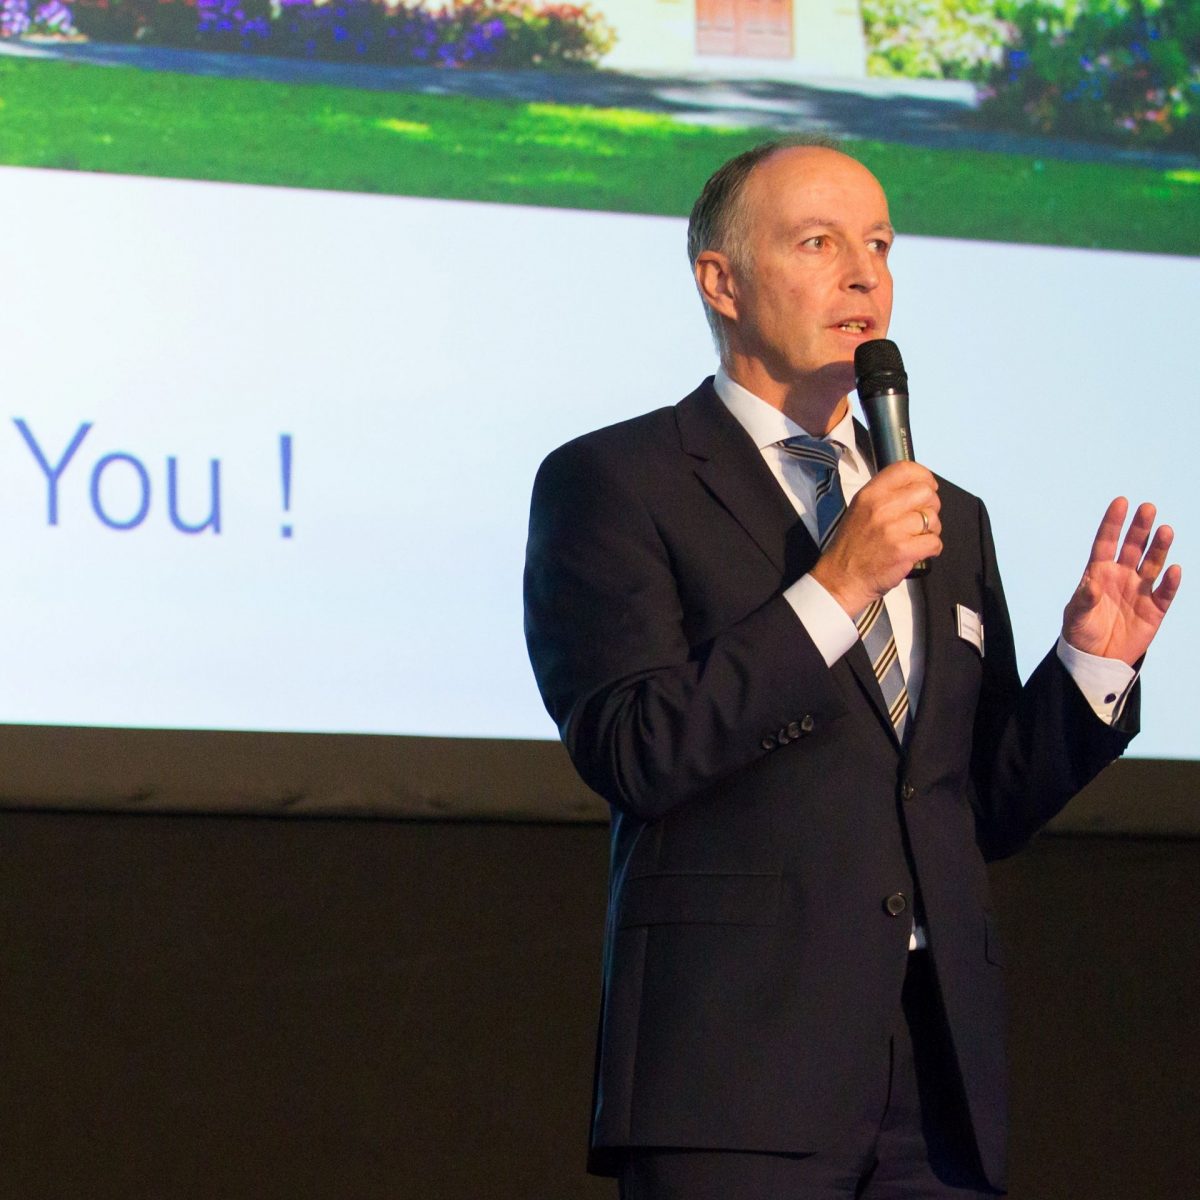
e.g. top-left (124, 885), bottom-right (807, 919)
top-left (854, 338), bottom-right (907, 394)
top-left (854, 338), bottom-right (905, 378)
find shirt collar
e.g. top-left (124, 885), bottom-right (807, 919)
top-left (713, 366), bottom-right (861, 466)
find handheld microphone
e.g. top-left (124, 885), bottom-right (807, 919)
top-left (854, 338), bottom-right (929, 578)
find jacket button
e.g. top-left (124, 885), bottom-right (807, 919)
top-left (800, 714), bottom-right (815, 733)
top-left (776, 729), bottom-right (791, 745)
top-left (785, 720), bottom-right (802, 740)
top-left (901, 782), bottom-right (916, 801)
top-left (884, 892), bottom-right (908, 917)
top-left (761, 735), bottom-right (777, 751)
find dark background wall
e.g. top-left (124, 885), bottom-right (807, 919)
top-left (1, 810), bottom-right (1196, 1200)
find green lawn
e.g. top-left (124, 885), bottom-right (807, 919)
top-left (1, 56), bottom-right (1197, 254)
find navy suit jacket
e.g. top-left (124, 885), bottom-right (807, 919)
top-left (523, 379), bottom-right (1136, 1188)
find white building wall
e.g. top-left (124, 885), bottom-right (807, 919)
top-left (598, 0), bottom-right (867, 80)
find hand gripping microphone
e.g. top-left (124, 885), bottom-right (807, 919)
top-left (854, 338), bottom-right (929, 578)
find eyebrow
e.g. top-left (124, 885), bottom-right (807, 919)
top-left (790, 218), bottom-right (896, 237)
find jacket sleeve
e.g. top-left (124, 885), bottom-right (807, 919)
top-left (968, 498), bottom-right (1139, 861)
top-left (523, 435), bottom-right (848, 820)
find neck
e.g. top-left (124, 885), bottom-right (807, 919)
top-left (722, 356), bottom-right (850, 435)
top-left (785, 392), bottom-right (849, 436)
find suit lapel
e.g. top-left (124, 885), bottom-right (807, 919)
top-left (904, 478), bottom-right (958, 758)
top-left (676, 380), bottom-right (819, 580)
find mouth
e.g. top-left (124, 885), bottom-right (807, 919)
top-left (833, 318), bottom-right (873, 335)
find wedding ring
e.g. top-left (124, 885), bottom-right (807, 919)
top-left (918, 509), bottom-right (930, 534)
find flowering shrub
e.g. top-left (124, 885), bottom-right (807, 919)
top-left (863, 0), bottom-right (1015, 81)
top-left (465, 3), bottom-right (616, 67)
top-left (981, 0), bottom-right (1200, 148)
top-left (58, 0), bottom-right (615, 67)
top-left (863, 0), bottom-right (1199, 148)
top-left (266, 0), bottom-right (507, 66)
top-left (35, 0), bottom-right (73, 26)
top-left (2, 0), bottom-right (76, 36)
top-left (0, 0), bottom-right (29, 35)
top-left (196, 0), bottom-right (268, 48)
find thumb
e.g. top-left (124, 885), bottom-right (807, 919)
top-left (1064, 572), bottom-right (1098, 625)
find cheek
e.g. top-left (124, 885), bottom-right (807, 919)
top-left (877, 277), bottom-right (895, 330)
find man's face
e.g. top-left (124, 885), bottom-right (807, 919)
top-left (721, 148), bottom-right (894, 399)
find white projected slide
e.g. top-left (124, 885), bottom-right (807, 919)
top-left (0, 165), bottom-right (1193, 757)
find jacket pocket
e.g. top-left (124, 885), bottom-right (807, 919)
top-left (617, 871), bottom-right (781, 928)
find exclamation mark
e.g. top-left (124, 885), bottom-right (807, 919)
top-left (280, 434), bottom-right (294, 538)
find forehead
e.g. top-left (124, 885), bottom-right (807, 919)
top-left (742, 148), bottom-right (890, 230)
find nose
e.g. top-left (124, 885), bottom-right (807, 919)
top-left (845, 244), bottom-right (880, 293)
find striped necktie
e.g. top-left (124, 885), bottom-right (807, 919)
top-left (781, 434), bottom-right (910, 741)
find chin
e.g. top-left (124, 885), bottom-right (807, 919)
top-left (807, 361), bottom-right (857, 401)
top-left (822, 356), bottom-right (857, 387)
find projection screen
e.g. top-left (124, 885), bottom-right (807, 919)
top-left (0, 0), bottom-right (1195, 824)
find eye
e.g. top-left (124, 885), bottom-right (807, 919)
top-left (801, 235), bottom-right (827, 251)
top-left (868, 237), bottom-right (892, 256)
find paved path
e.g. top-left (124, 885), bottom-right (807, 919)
top-left (5, 38), bottom-right (1197, 169)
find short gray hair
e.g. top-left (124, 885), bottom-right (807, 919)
top-left (686, 135), bottom-right (845, 355)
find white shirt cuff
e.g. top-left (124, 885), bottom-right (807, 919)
top-left (1056, 635), bottom-right (1137, 725)
top-left (784, 573), bottom-right (859, 667)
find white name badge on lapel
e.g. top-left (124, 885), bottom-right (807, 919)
top-left (955, 604), bottom-right (985, 656)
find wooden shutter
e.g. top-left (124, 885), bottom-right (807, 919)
top-left (697, 0), bottom-right (792, 58)
top-left (696, 0), bottom-right (738, 56)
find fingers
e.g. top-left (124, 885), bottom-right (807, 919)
top-left (1138, 524), bottom-right (1174, 580)
top-left (815, 463), bottom-right (943, 612)
top-left (1153, 563), bottom-right (1183, 614)
top-left (895, 491), bottom-right (941, 552)
top-left (874, 460), bottom-right (938, 491)
top-left (912, 507), bottom-right (942, 539)
top-left (860, 462), bottom-right (942, 556)
top-left (1117, 502), bottom-right (1156, 568)
top-left (1089, 497), bottom-right (1128, 564)
top-left (1094, 499), bottom-right (1177, 579)
top-left (866, 462), bottom-right (940, 519)
top-left (908, 507), bottom-right (943, 569)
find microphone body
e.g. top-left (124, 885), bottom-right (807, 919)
top-left (854, 339), bottom-right (929, 578)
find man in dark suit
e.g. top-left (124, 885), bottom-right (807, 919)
top-left (523, 140), bottom-right (1180, 1198)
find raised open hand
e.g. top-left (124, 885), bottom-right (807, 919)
top-left (1062, 498), bottom-right (1181, 665)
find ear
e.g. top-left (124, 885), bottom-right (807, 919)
top-left (694, 250), bottom-right (739, 323)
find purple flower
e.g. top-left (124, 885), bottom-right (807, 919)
top-left (31, 0), bottom-right (72, 30)
top-left (1, 0), bottom-right (30, 37)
